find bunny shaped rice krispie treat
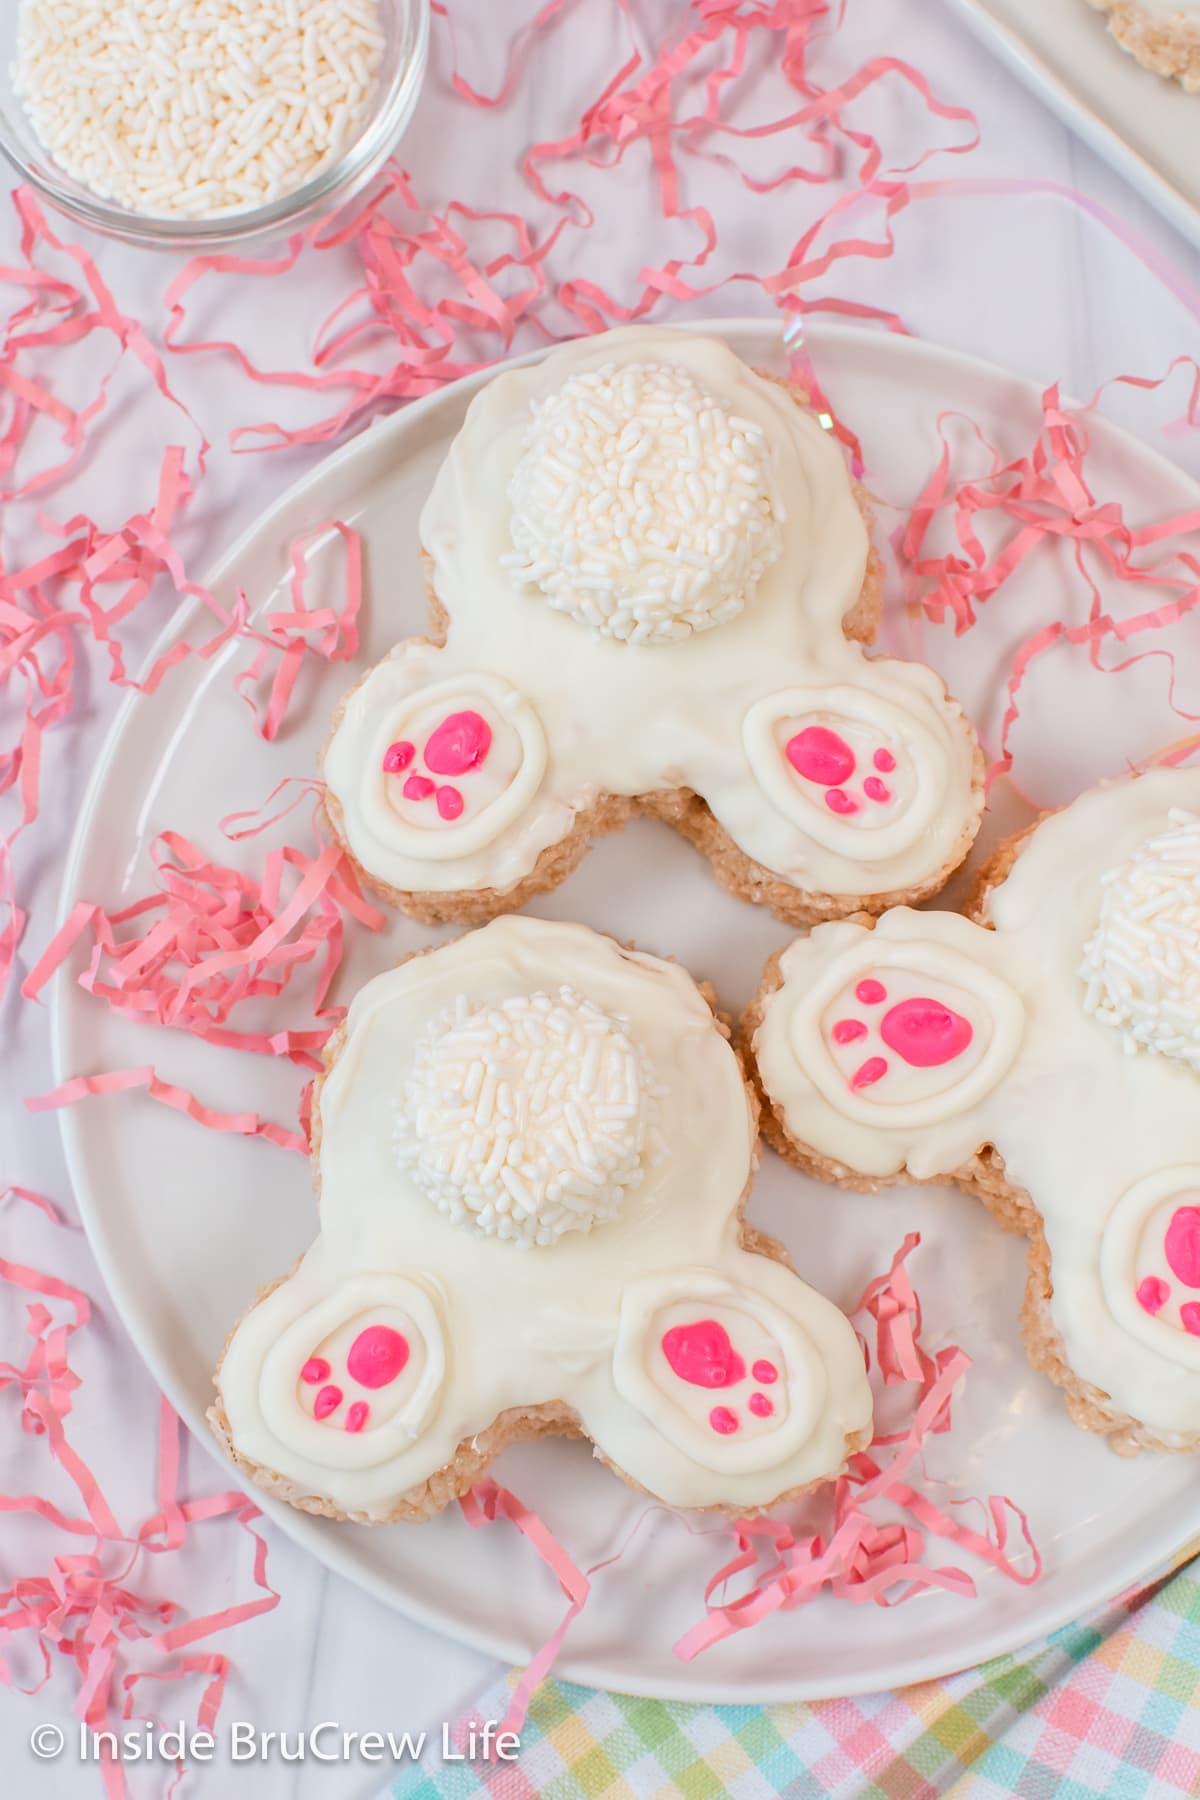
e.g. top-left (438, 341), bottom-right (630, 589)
top-left (748, 768), bottom-right (1200, 1455)
top-left (210, 917), bottom-right (873, 1519)
top-left (322, 326), bottom-right (983, 928)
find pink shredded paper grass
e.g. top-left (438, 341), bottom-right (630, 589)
top-left (23, 818), bottom-right (384, 1153)
top-left (0, 1190), bottom-right (278, 1800)
top-left (457, 1235), bottom-right (1040, 1732)
top-left (2, 0), bottom-right (1200, 1777)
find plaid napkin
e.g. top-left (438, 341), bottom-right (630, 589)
top-left (389, 1552), bottom-right (1200, 1800)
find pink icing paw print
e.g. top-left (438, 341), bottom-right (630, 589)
top-left (828, 975), bottom-right (976, 1095)
top-left (786, 725), bottom-right (898, 818)
top-left (659, 1315), bottom-right (781, 1438)
top-left (299, 1320), bottom-right (416, 1436)
top-left (1133, 1201), bottom-right (1200, 1337)
top-left (1102, 1165), bottom-right (1200, 1376)
top-left (383, 709), bottom-right (493, 824)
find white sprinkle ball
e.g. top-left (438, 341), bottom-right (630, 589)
top-left (503, 361), bottom-right (786, 645)
top-left (14, 0), bottom-right (386, 220)
top-left (1080, 808), bottom-right (1200, 1071)
top-left (394, 988), bottom-right (667, 1246)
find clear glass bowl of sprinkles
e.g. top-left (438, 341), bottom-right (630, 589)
top-left (0, 0), bottom-right (429, 250)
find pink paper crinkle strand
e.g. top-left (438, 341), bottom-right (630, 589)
top-left (159, 3), bottom-right (981, 451)
top-left (673, 1235), bottom-right (1040, 1662)
top-left (459, 1480), bottom-right (590, 1738)
top-left (0, 1204), bottom-right (279, 1797)
top-left (899, 372), bottom-right (1200, 791)
top-left (22, 823), bottom-right (383, 1149)
top-left (456, 1237), bottom-right (1039, 1725)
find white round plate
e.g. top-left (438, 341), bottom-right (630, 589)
top-left (54, 321), bottom-right (1200, 1702)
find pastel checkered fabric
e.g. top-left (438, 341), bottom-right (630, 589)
top-left (390, 1555), bottom-right (1200, 1800)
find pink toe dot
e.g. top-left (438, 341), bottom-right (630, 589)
top-left (832, 1018), bottom-right (868, 1045)
top-left (863, 777), bottom-right (891, 804)
top-left (1182, 1303), bottom-right (1200, 1337)
top-left (825, 788), bottom-right (858, 815)
top-left (300, 1357), bottom-right (330, 1385)
top-left (383, 740), bottom-right (415, 774)
top-left (1136, 1277), bottom-right (1169, 1316)
top-left (752, 1360), bottom-right (778, 1384)
top-left (748, 1393), bottom-right (774, 1418)
top-left (313, 1385), bottom-right (342, 1421)
top-left (403, 775), bottom-right (435, 802)
top-left (873, 748), bottom-right (897, 773)
top-left (436, 785), bottom-right (464, 821)
top-left (709, 1406), bottom-right (739, 1435)
top-left (347, 1325), bottom-right (410, 1390)
top-left (344, 1401), bottom-right (370, 1434)
top-left (851, 1056), bottom-right (889, 1091)
top-left (855, 979), bottom-right (887, 1005)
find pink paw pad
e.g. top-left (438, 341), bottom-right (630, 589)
top-left (662, 1319), bottom-right (745, 1389)
top-left (301, 1323), bottom-right (412, 1434)
top-left (661, 1320), bottom-right (784, 1437)
top-left (423, 711), bottom-right (492, 776)
top-left (831, 979), bottom-right (975, 1095)
top-left (784, 725), bottom-right (900, 817)
top-left (346, 1324), bottom-right (410, 1389)
top-left (382, 708), bottom-right (494, 825)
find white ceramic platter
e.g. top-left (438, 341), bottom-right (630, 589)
top-left (53, 320), bottom-right (1200, 1702)
top-left (946, 0), bottom-right (1200, 249)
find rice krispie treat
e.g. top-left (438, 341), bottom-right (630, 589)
top-left (1084, 1), bottom-right (1200, 89)
top-left (322, 325), bottom-right (983, 927)
top-left (211, 917), bottom-right (872, 1520)
top-left (746, 769), bottom-right (1200, 1456)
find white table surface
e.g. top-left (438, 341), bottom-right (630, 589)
top-left (2, 1), bottom-right (1199, 1795)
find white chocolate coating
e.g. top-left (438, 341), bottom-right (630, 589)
top-left (753, 769), bottom-right (1200, 1444)
top-left (217, 918), bottom-right (872, 1516)
top-left (324, 327), bottom-right (981, 901)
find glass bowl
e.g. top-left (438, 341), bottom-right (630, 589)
top-left (0, 0), bottom-right (429, 250)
